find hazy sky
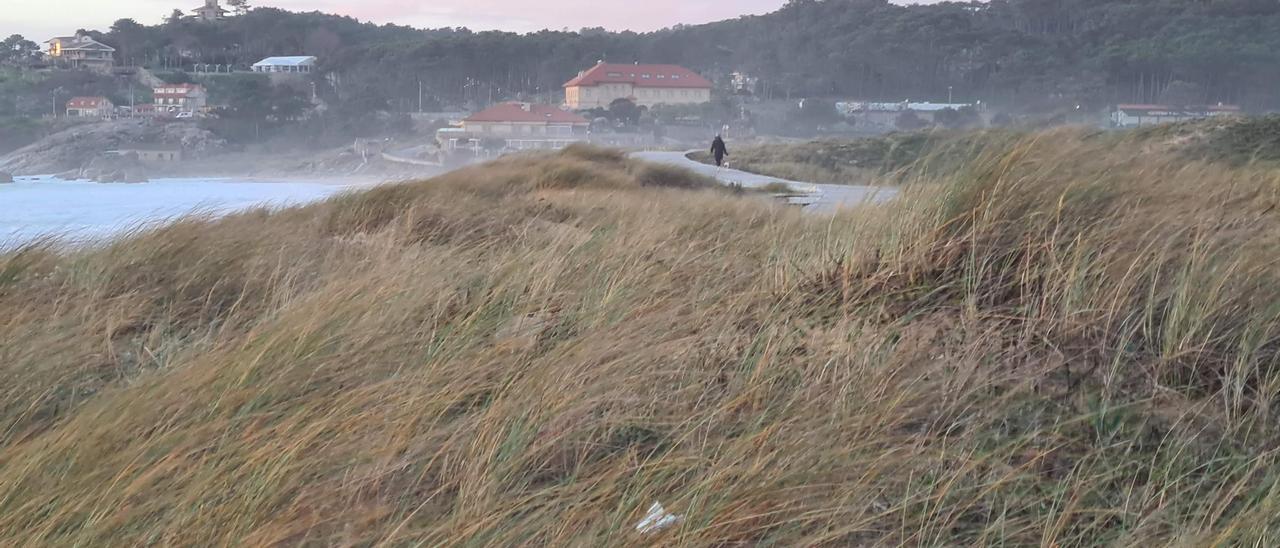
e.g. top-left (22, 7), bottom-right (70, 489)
top-left (5, 0), bottom-right (787, 42)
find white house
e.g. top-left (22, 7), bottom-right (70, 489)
top-left (252, 56), bottom-right (317, 74)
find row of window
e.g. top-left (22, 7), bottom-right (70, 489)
top-left (636, 89), bottom-right (701, 99)
top-left (581, 87), bottom-right (704, 100)
top-left (471, 124), bottom-right (577, 135)
top-left (605, 72), bottom-right (683, 80)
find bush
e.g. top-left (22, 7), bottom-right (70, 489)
top-left (630, 162), bottom-right (717, 189)
top-left (559, 143), bottom-right (625, 165)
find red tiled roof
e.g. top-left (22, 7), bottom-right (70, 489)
top-left (464, 103), bottom-right (589, 124)
top-left (67, 96), bottom-right (111, 108)
top-left (564, 63), bottom-right (713, 89)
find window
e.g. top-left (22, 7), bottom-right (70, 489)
top-left (657, 74), bottom-right (665, 79)
top-left (671, 75), bottom-right (680, 80)
top-left (607, 72), bottom-right (622, 77)
top-left (641, 74), bottom-right (651, 79)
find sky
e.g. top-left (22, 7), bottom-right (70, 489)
top-left (4, 0), bottom-right (787, 42)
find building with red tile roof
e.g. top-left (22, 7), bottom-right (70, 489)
top-left (441, 102), bottom-right (591, 152)
top-left (65, 96), bottom-right (115, 118)
top-left (564, 62), bottom-right (713, 109)
top-left (153, 83), bottom-right (208, 115)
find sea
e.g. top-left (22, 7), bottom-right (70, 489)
top-left (0, 175), bottom-right (356, 248)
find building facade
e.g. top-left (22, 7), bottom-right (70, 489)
top-left (119, 146), bottom-right (184, 163)
top-left (564, 63), bottom-right (713, 109)
top-left (65, 96), bottom-right (116, 118)
top-left (153, 84), bottom-right (209, 115)
top-left (252, 56), bottom-right (317, 74)
top-left (45, 35), bottom-right (116, 72)
top-left (193, 0), bottom-right (228, 22)
top-left (1111, 104), bottom-right (1241, 128)
top-left (439, 102), bottom-right (590, 152)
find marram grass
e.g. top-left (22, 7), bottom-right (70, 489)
top-left (1, 136), bottom-right (1279, 545)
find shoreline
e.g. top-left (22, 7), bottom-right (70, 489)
top-left (9, 172), bottom-right (429, 188)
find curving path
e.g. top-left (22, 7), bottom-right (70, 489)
top-left (630, 150), bottom-right (897, 212)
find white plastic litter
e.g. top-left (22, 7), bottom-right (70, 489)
top-left (635, 501), bottom-right (682, 534)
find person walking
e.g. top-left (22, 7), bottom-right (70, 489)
top-left (711, 135), bottom-right (729, 167)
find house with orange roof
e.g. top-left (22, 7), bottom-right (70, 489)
top-left (65, 96), bottom-right (115, 118)
top-left (153, 83), bottom-right (208, 116)
top-left (564, 62), bottom-right (713, 109)
top-left (439, 102), bottom-right (590, 152)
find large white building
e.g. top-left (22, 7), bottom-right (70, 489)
top-left (252, 56), bottom-right (317, 74)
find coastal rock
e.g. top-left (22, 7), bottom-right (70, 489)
top-left (83, 153), bottom-right (150, 184)
top-left (0, 119), bottom-right (224, 176)
top-left (0, 171), bottom-right (11, 183)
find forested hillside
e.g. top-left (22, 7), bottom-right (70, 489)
top-left (50, 0), bottom-right (1280, 113)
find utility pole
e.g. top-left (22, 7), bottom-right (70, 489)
top-left (418, 79), bottom-right (423, 113)
top-left (948, 86), bottom-right (953, 104)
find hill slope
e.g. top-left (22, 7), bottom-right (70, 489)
top-left (63, 0), bottom-right (1280, 117)
top-left (1, 140), bottom-right (1279, 544)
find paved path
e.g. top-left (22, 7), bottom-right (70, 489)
top-left (630, 151), bottom-right (896, 212)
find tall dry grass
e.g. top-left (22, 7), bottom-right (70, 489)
top-left (0, 138), bottom-right (1278, 545)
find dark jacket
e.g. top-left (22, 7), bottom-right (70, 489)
top-left (711, 137), bottom-right (728, 158)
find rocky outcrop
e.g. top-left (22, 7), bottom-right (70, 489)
top-left (79, 152), bottom-right (149, 183)
top-left (0, 171), bottom-right (12, 183)
top-left (0, 119), bottom-right (226, 176)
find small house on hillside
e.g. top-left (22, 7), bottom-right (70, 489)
top-left (439, 102), bottom-right (590, 152)
top-left (66, 96), bottom-right (115, 118)
top-left (153, 83), bottom-right (208, 116)
top-left (252, 56), bottom-right (317, 74)
top-left (45, 34), bottom-right (115, 72)
top-left (193, 0), bottom-right (228, 22)
top-left (564, 62), bottom-right (713, 109)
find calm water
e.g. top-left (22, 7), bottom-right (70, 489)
top-left (0, 176), bottom-right (354, 248)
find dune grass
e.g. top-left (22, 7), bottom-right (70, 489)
top-left (689, 130), bottom-right (1020, 186)
top-left (1, 137), bottom-right (1279, 545)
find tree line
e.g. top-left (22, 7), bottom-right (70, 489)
top-left (12, 0), bottom-right (1280, 114)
